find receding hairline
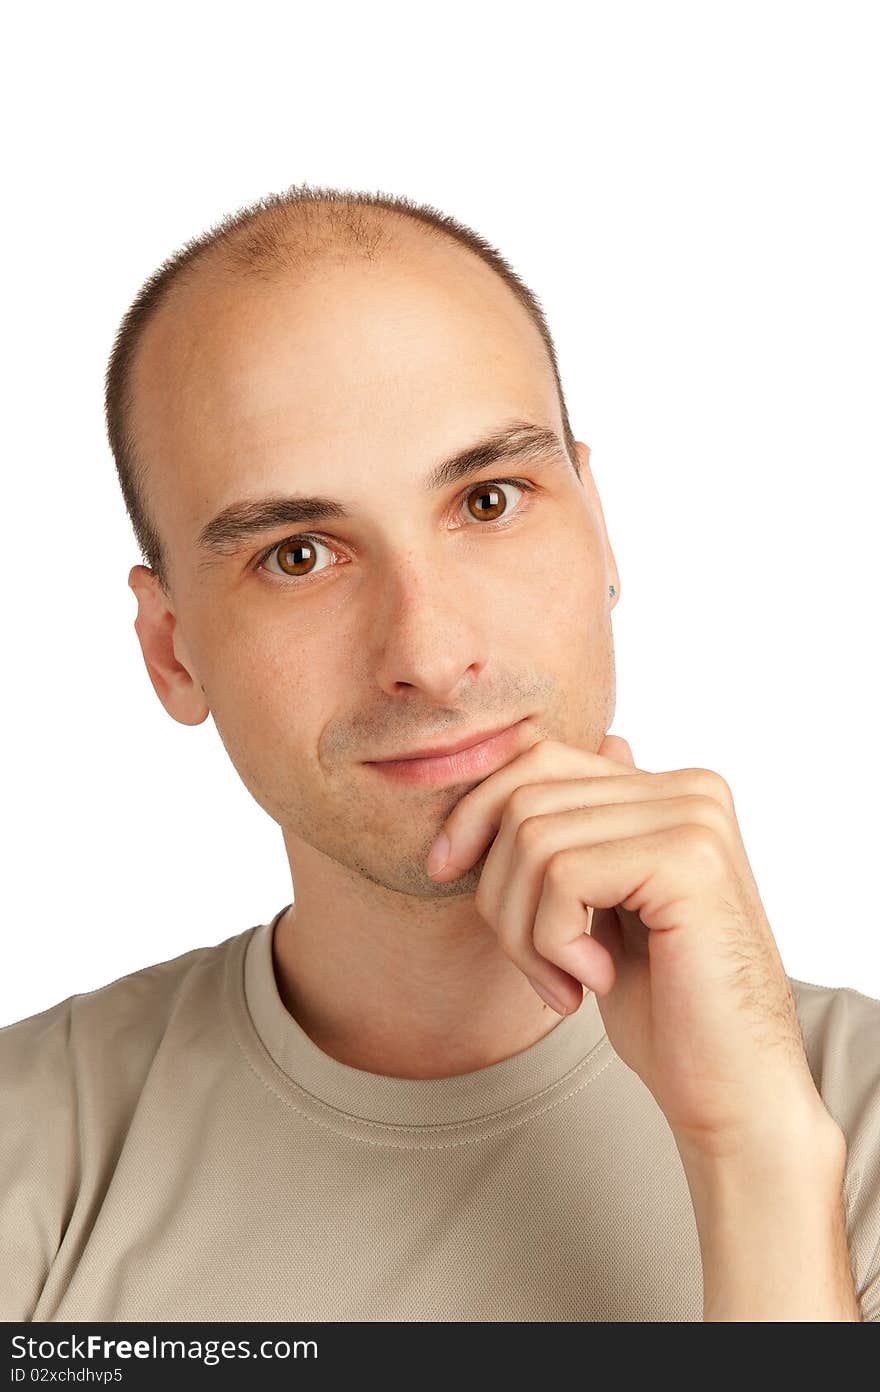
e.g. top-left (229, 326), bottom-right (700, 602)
top-left (105, 184), bottom-right (580, 595)
top-left (143, 197), bottom-right (482, 329)
top-left (138, 203), bottom-right (550, 363)
top-left (129, 207), bottom-right (562, 480)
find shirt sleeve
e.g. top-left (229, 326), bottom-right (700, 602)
top-left (0, 998), bottom-right (80, 1321)
top-left (791, 977), bottom-right (880, 1323)
top-left (857, 1226), bottom-right (880, 1321)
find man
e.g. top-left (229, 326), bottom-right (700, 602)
top-left (2, 184), bottom-right (878, 1322)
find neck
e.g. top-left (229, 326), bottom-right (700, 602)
top-left (271, 841), bottom-right (573, 1079)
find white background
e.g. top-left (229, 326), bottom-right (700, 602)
top-left (2, 1), bottom-right (877, 1025)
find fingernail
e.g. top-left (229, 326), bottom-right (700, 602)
top-left (427, 833), bottom-right (451, 877)
top-left (525, 975), bottom-right (567, 1017)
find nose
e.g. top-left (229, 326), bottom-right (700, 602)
top-left (367, 548), bottom-right (491, 703)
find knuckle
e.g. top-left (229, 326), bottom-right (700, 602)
top-left (545, 847), bottom-right (574, 887)
top-left (679, 821), bottom-right (726, 867)
top-left (505, 783), bottom-right (538, 824)
top-left (533, 906), bottom-right (568, 955)
top-left (532, 918), bottom-right (557, 955)
top-left (683, 766), bottom-right (733, 808)
top-left (682, 792), bottom-right (729, 836)
top-left (514, 813), bottom-right (549, 854)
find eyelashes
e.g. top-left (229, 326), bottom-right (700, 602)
top-left (253, 477), bottom-right (538, 587)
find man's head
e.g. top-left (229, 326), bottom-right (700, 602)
top-left (108, 184), bottom-right (619, 899)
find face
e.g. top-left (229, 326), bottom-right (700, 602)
top-left (129, 235), bottom-right (619, 899)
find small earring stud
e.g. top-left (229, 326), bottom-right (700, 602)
top-left (609, 585), bottom-right (616, 597)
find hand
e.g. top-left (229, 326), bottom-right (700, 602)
top-left (426, 733), bottom-right (838, 1162)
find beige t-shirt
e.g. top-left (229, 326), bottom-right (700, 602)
top-left (2, 903), bottom-right (879, 1322)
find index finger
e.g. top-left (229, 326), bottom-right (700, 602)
top-left (427, 736), bottom-right (643, 879)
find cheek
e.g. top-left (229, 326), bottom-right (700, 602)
top-left (236, 628), bottom-right (349, 751)
top-left (511, 530), bottom-right (601, 621)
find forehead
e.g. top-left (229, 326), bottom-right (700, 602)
top-left (131, 241), bottom-right (562, 552)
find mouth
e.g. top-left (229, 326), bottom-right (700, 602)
top-left (363, 717), bottom-right (531, 787)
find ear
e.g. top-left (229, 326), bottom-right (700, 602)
top-left (128, 565), bottom-right (210, 727)
top-left (573, 442), bottom-right (620, 604)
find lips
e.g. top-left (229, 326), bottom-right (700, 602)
top-left (363, 717), bottom-right (531, 788)
top-left (367, 721), bottom-right (522, 763)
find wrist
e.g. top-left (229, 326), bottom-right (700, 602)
top-left (673, 1093), bottom-right (846, 1181)
top-left (677, 1109), bottom-right (846, 1229)
top-left (676, 1122), bottom-right (858, 1321)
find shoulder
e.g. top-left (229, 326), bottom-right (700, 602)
top-left (789, 974), bottom-right (880, 1321)
top-left (0, 927), bottom-right (252, 1319)
top-left (0, 930), bottom-right (242, 1074)
top-left (0, 928), bottom-right (249, 1158)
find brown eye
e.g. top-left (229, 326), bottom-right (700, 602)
top-left (464, 480), bottom-right (523, 523)
top-left (258, 479), bottom-right (533, 587)
top-left (260, 534), bottom-right (334, 581)
top-left (276, 539), bottom-right (318, 576)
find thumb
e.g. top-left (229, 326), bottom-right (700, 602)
top-left (597, 732), bottom-right (636, 768)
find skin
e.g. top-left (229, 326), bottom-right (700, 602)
top-left (128, 227), bottom-right (620, 1078)
top-left (125, 225), bottom-right (863, 1319)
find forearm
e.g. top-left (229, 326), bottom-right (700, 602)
top-left (679, 1122), bottom-right (862, 1321)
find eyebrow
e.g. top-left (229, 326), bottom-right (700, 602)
top-left (193, 419), bottom-right (572, 567)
